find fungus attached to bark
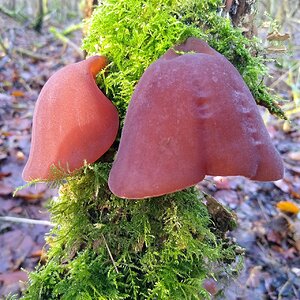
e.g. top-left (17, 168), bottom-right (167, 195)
top-left (22, 56), bottom-right (119, 181)
top-left (108, 37), bottom-right (284, 199)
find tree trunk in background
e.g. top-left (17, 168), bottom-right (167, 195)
top-left (8, 0), bottom-right (16, 11)
top-left (226, 0), bottom-right (257, 37)
top-left (82, 0), bottom-right (98, 57)
top-left (33, 0), bottom-right (44, 33)
top-left (83, 0), bottom-right (98, 19)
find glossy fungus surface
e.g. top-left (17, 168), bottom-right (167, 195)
top-left (108, 38), bottom-right (284, 199)
top-left (23, 56), bottom-right (119, 181)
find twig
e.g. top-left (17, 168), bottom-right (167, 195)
top-left (49, 27), bottom-right (84, 58)
top-left (256, 197), bottom-right (270, 221)
top-left (278, 279), bottom-right (291, 300)
top-left (18, 77), bottom-right (33, 92)
top-left (101, 233), bottom-right (119, 273)
top-left (0, 216), bottom-right (54, 226)
top-left (14, 47), bottom-right (48, 61)
top-left (270, 62), bottom-right (300, 89)
top-left (256, 241), bottom-right (280, 267)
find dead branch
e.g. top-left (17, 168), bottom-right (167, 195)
top-left (49, 26), bottom-right (84, 58)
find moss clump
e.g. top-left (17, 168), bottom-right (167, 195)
top-left (22, 164), bottom-right (239, 300)
top-left (83, 0), bottom-right (285, 120)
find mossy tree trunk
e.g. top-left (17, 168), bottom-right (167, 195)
top-left (20, 1), bottom-right (282, 300)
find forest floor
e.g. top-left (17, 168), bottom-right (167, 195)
top-left (0, 8), bottom-right (299, 300)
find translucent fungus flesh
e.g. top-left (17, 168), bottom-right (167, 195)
top-left (22, 56), bottom-right (119, 181)
top-left (108, 38), bottom-right (284, 199)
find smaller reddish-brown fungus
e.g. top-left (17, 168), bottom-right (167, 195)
top-left (108, 38), bottom-right (284, 199)
top-left (22, 56), bottom-right (119, 181)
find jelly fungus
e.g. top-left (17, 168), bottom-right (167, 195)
top-left (22, 56), bottom-right (119, 181)
top-left (108, 38), bottom-right (284, 199)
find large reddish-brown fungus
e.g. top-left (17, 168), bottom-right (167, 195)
top-left (22, 56), bottom-right (119, 181)
top-left (108, 38), bottom-right (284, 199)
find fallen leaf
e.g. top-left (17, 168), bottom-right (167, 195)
top-left (11, 90), bottom-right (25, 97)
top-left (271, 245), bottom-right (297, 259)
top-left (291, 190), bottom-right (300, 200)
top-left (0, 198), bottom-right (19, 212)
top-left (267, 31), bottom-right (290, 41)
top-left (295, 240), bottom-right (300, 252)
top-left (16, 150), bottom-right (25, 161)
top-left (288, 151), bottom-right (300, 161)
top-left (15, 190), bottom-right (46, 202)
top-left (282, 247), bottom-right (297, 259)
top-left (0, 247), bottom-right (14, 273)
top-left (1, 131), bottom-right (13, 137)
top-left (276, 201), bottom-right (300, 214)
top-left (30, 249), bottom-right (47, 262)
top-left (0, 271), bottom-right (28, 296)
top-left (268, 216), bottom-right (289, 234)
top-left (30, 249), bottom-right (43, 257)
top-left (290, 220), bottom-right (300, 252)
top-left (202, 278), bottom-right (218, 295)
top-left (273, 179), bottom-right (290, 193)
top-left (282, 120), bottom-right (291, 133)
top-left (266, 46), bottom-right (287, 53)
top-left (266, 229), bottom-right (282, 244)
top-left (246, 266), bottom-right (263, 288)
top-left (213, 176), bottom-right (231, 189)
top-left (0, 230), bottom-right (35, 272)
top-left (9, 206), bottom-right (23, 214)
top-left (291, 268), bottom-right (300, 276)
top-left (0, 172), bottom-right (11, 180)
top-left (284, 162), bottom-right (300, 174)
top-left (0, 271), bottom-right (28, 284)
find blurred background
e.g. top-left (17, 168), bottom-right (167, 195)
top-left (0, 0), bottom-right (299, 299)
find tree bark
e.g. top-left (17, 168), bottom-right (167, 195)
top-left (226, 0), bottom-right (257, 37)
top-left (83, 0), bottom-right (98, 19)
top-left (32, 0), bottom-right (44, 33)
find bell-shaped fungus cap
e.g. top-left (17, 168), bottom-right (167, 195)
top-left (108, 38), bottom-right (284, 199)
top-left (22, 56), bottom-right (119, 181)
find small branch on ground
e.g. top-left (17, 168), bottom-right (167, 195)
top-left (0, 216), bottom-right (53, 226)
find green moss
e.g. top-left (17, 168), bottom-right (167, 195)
top-left (83, 0), bottom-right (285, 120)
top-left (22, 163), bottom-right (240, 300)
